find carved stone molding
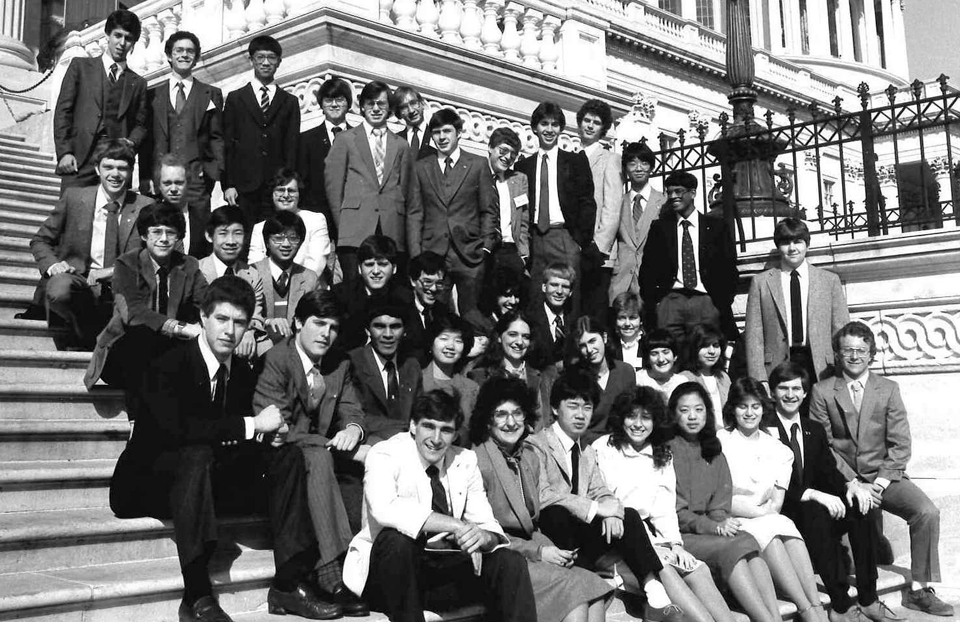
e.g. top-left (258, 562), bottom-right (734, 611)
top-left (853, 303), bottom-right (960, 373)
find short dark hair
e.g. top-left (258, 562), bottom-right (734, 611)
top-left (359, 80), bottom-right (391, 108)
top-left (668, 382), bottom-right (722, 462)
top-left (201, 275), bottom-right (256, 319)
top-left (164, 30), bottom-right (200, 58)
top-left (412, 388), bottom-right (464, 428)
top-left (663, 171), bottom-right (698, 190)
top-left (479, 267), bottom-right (523, 315)
top-left (426, 314), bottom-right (474, 369)
top-left (295, 289), bottom-right (342, 323)
top-left (489, 127), bottom-right (522, 152)
top-left (427, 107), bottom-right (463, 133)
top-left (317, 76), bottom-right (353, 109)
top-left (105, 9), bottom-right (141, 41)
top-left (248, 35), bottom-right (282, 57)
top-left (530, 101), bottom-right (566, 130)
top-left (622, 141), bottom-right (656, 169)
top-left (550, 367), bottom-right (600, 409)
top-left (153, 153), bottom-right (188, 188)
top-left (408, 251), bottom-right (446, 281)
top-left (365, 300), bottom-right (406, 327)
top-left (832, 321), bottom-right (877, 359)
top-left (357, 235), bottom-right (398, 264)
top-left (768, 361), bottom-right (811, 394)
top-left (608, 386), bottom-right (673, 469)
top-left (641, 329), bottom-right (678, 365)
top-left (576, 99), bottom-right (613, 136)
top-left (137, 202), bottom-right (185, 238)
top-left (94, 139), bottom-right (136, 167)
top-left (262, 210), bottom-right (306, 246)
top-left (773, 217), bottom-right (811, 247)
top-left (468, 376), bottom-right (538, 446)
top-left (268, 167), bottom-right (303, 192)
top-left (390, 85), bottom-right (422, 117)
top-left (683, 324), bottom-right (727, 376)
top-left (722, 377), bottom-right (776, 430)
top-left (610, 291), bottom-right (643, 333)
top-left (206, 205), bottom-right (247, 235)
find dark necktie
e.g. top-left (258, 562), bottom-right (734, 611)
top-left (384, 358), bottom-right (400, 417)
top-left (443, 156), bottom-right (453, 178)
top-left (274, 272), bottom-right (289, 298)
top-left (632, 192), bottom-right (644, 225)
top-left (109, 63), bottom-right (119, 83)
top-left (156, 266), bottom-right (169, 314)
top-left (409, 127), bottom-right (420, 153)
top-left (212, 364), bottom-right (227, 416)
top-left (224, 265), bottom-right (235, 277)
top-left (553, 314), bottom-right (565, 343)
top-left (790, 269), bottom-right (804, 346)
top-left (426, 465), bottom-right (450, 515)
top-left (175, 82), bottom-right (186, 114)
top-left (537, 153), bottom-right (550, 234)
top-left (789, 423), bottom-right (803, 486)
top-left (680, 220), bottom-right (697, 289)
top-left (570, 443), bottom-right (581, 495)
top-left (331, 126), bottom-right (343, 139)
top-left (259, 85), bottom-right (270, 114)
top-left (103, 201), bottom-right (121, 268)
top-left (423, 305), bottom-right (433, 329)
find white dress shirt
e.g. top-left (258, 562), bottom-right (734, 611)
top-left (550, 421), bottom-right (598, 521)
top-left (673, 212), bottom-right (708, 295)
top-left (372, 349), bottom-right (399, 402)
top-left (780, 260), bottom-right (810, 346)
top-left (249, 210), bottom-right (333, 275)
top-left (324, 119), bottom-right (347, 143)
top-left (250, 74), bottom-right (277, 106)
top-left (494, 171), bottom-right (514, 244)
top-left (776, 410), bottom-right (805, 469)
top-left (533, 145), bottom-right (563, 226)
top-left (101, 54), bottom-right (126, 79)
top-left (168, 76), bottom-right (194, 109)
top-left (196, 334), bottom-right (255, 439)
top-left (436, 148), bottom-right (460, 172)
top-left (88, 186), bottom-right (121, 271)
top-left (363, 120), bottom-right (388, 161)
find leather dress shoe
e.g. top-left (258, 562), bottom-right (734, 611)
top-left (318, 582), bottom-right (369, 617)
top-left (179, 596), bottom-right (234, 622)
top-left (267, 582), bottom-right (342, 619)
top-left (859, 601), bottom-right (904, 622)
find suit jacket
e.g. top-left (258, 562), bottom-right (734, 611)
top-left (586, 147), bottom-right (623, 259)
top-left (612, 186), bottom-right (667, 294)
top-left (222, 83), bottom-right (300, 193)
top-left (30, 187), bottom-right (150, 276)
top-left (639, 211), bottom-right (739, 340)
top-left (198, 256), bottom-right (267, 333)
top-left (253, 337), bottom-right (364, 443)
top-left (298, 122), bottom-right (351, 219)
top-left (398, 126), bottom-right (438, 161)
top-left (494, 169), bottom-right (531, 259)
top-left (407, 151), bottom-right (499, 263)
top-left (348, 344), bottom-right (423, 444)
top-left (343, 432), bottom-right (507, 596)
top-left (531, 425), bottom-right (622, 522)
top-left (771, 417), bottom-right (849, 519)
top-left (467, 361), bottom-right (556, 428)
top-left (324, 124), bottom-right (410, 249)
top-left (526, 303), bottom-right (573, 370)
top-left (515, 149), bottom-right (597, 249)
top-left (403, 300), bottom-right (451, 366)
top-left (85, 248), bottom-right (207, 388)
top-left (745, 264), bottom-right (849, 381)
top-left (53, 57), bottom-right (148, 166)
top-left (253, 258), bottom-right (318, 322)
top-left (809, 373), bottom-right (912, 483)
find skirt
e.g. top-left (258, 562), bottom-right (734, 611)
top-left (654, 543), bottom-right (705, 577)
top-left (681, 532), bottom-right (761, 580)
top-left (738, 513), bottom-right (803, 550)
top-left (526, 558), bottom-right (613, 622)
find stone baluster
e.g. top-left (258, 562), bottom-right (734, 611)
top-left (460, 0), bottom-right (483, 49)
top-left (225, 0), bottom-right (249, 39)
top-left (417, 0), bottom-right (441, 37)
top-left (126, 34), bottom-right (147, 73)
top-left (379, 0), bottom-right (395, 23)
top-left (479, 0), bottom-right (503, 56)
top-left (519, 8), bottom-right (542, 68)
top-left (143, 16), bottom-right (165, 71)
top-left (394, 0), bottom-right (417, 29)
top-left (538, 15), bottom-right (560, 71)
top-left (264, 0), bottom-right (287, 23)
top-left (158, 8), bottom-right (180, 43)
top-left (246, 0), bottom-right (268, 31)
top-left (501, 2), bottom-right (522, 62)
top-left (438, 0), bottom-right (463, 44)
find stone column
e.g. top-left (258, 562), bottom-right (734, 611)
top-left (862, 0), bottom-right (880, 65)
top-left (0, 0), bottom-right (36, 70)
top-left (767, 0), bottom-right (783, 53)
top-left (680, 0), bottom-right (697, 20)
top-left (838, 0), bottom-right (855, 60)
top-left (889, 0), bottom-right (909, 77)
top-left (806, 0), bottom-right (831, 55)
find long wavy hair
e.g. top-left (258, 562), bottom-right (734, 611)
top-left (668, 381), bottom-right (722, 462)
top-left (682, 323), bottom-right (728, 377)
top-left (607, 386), bottom-right (673, 469)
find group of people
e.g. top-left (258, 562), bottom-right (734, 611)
top-left (21, 7), bottom-right (952, 622)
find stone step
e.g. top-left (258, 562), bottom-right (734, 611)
top-left (0, 233), bottom-right (31, 252)
top-left (0, 220), bottom-right (39, 240)
top-left (0, 208), bottom-right (48, 227)
top-left (0, 135), bottom-right (37, 150)
top-left (0, 319), bottom-right (63, 351)
top-left (0, 248), bottom-right (37, 269)
top-left (0, 418), bottom-right (128, 461)
top-left (0, 383), bottom-right (126, 420)
top-left (0, 158), bottom-right (59, 179)
top-left (0, 144), bottom-right (55, 164)
top-left (0, 193), bottom-right (56, 218)
top-left (0, 269), bottom-right (41, 299)
top-left (0, 262), bottom-right (40, 277)
top-left (0, 132), bottom-right (26, 142)
top-left (0, 188), bottom-right (55, 213)
top-left (0, 459), bottom-right (114, 512)
top-left (0, 175), bottom-right (60, 197)
top-left (0, 288), bottom-right (34, 320)
top-left (0, 349), bottom-right (92, 384)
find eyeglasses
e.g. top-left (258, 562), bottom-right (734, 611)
top-left (322, 96), bottom-right (348, 106)
top-left (417, 278), bottom-right (445, 291)
top-left (494, 145), bottom-right (518, 160)
top-left (171, 46), bottom-right (197, 57)
top-left (273, 188), bottom-right (300, 196)
top-left (268, 234), bottom-right (302, 244)
top-left (252, 53), bottom-right (279, 64)
top-left (363, 100), bottom-right (390, 110)
top-left (146, 227), bottom-right (180, 240)
top-left (493, 408), bottom-right (526, 422)
top-left (840, 347), bottom-right (869, 359)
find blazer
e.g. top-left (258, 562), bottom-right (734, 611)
top-left (407, 151), bottom-right (499, 264)
top-left (222, 83), bottom-right (300, 193)
top-left (809, 373), bottom-right (912, 484)
top-left (771, 417), bottom-right (849, 519)
top-left (398, 126), bottom-right (438, 161)
top-left (253, 337), bottom-right (364, 443)
top-left (639, 211), bottom-right (739, 340)
top-left (324, 124), bottom-right (411, 250)
top-left (253, 258), bottom-right (318, 322)
top-left (198, 256), bottom-right (266, 333)
top-left (343, 433), bottom-right (508, 595)
top-left (348, 344), bottom-right (423, 444)
top-left (53, 57), bottom-right (148, 166)
top-left (531, 425), bottom-right (622, 522)
top-left (403, 300), bottom-right (451, 366)
top-left (139, 78), bottom-right (224, 187)
top-left (526, 303), bottom-right (573, 371)
top-left (494, 169), bottom-right (531, 259)
top-left (298, 122), bottom-right (351, 218)
top-left (467, 361), bottom-right (556, 428)
top-left (30, 187), bottom-right (150, 276)
top-left (745, 264), bottom-right (849, 382)
top-left (586, 147), bottom-right (623, 259)
top-left (514, 149), bottom-right (597, 249)
top-left (612, 186), bottom-right (667, 295)
top-left (84, 249), bottom-right (206, 388)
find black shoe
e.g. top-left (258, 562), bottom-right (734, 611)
top-left (318, 583), bottom-right (369, 617)
top-left (14, 305), bottom-right (45, 321)
top-left (178, 596), bottom-right (234, 622)
top-left (268, 582), bottom-right (342, 619)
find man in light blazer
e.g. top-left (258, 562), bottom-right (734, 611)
top-left (325, 81), bottom-right (411, 283)
top-left (406, 108), bottom-right (498, 315)
top-left (746, 218), bottom-right (849, 388)
top-left (486, 128), bottom-right (529, 280)
top-left (612, 142), bottom-right (666, 297)
top-left (343, 389), bottom-right (536, 622)
top-left (810, 322), bottom-right (952, 617)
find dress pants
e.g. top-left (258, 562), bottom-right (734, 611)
top-left (42, 272), bottom-right (110, 349)
top-left (529, 226), bottom-right (581, 315)
top-left (363, 528), bottom-right (537, 622)
top-left (292, 436), bottom-right (355, 566)
top-left (655, 290), bottom-right (721, 345)
top-left (100, 326), bottom-right (176, 420)
top-left (879, 477), bottom-right (941, 582)
top-left (443, 247), bottom-right (485, 316)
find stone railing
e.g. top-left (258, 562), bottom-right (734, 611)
top-left (854, 299), bottom-right (960, 374)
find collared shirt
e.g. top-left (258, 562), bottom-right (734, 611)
top-left (629, 183), bottom-right (653, 227)
top-left (250, 74), bottom-right (277, 107)
top-left (195, 334), bottom-right (255, 439)
top-left (416, 447), bottom-right (452, 513)
top-left (295, 338), bottom-right (318, 382)
top-left (406, 123), bottom-right (424, 149)
top-left (362, 120), bottom-right (388, 161)
top-left (209, 254), bottom-right (234, 279)
top-left (551, 421), bottom-right (598, 521)
top-left (620, 339), bottom-right (643, 375)
top-left (533, 145), bottom-right (563, 226)
top-left (582, 142), bottom-right (602, 160)
top-left (436, 148), bottom-right (460, 172)
top-left (177, 203), bottom-right (192, 254)
top-left (268, 258), bottom-right (290, 283)
top-left (780, 260), bottom-right (810, 346)
top-left (413, 296), bottom-right (431, 329)
top-left (89, 185), bottom-right (121, 271)
top-left (673, 212), bottom-right (708, 295)
top-left (776, 410), bottom-right (805, 466)
top-left (168, 76), bottom-right (194, 109)
top-left (843, 370), bottom-right (869, 406)
top-left (149, 255), bottom-right (171, 313)
top-left (493, 167), bottom-right (514, 244)
top-left (371, 348), bottom-right (399, 401)
top-left (324, 119), bottom-right (347, 143)
top-left (543, 303), bottom-right (562, 343)
top-left (101, 54), bottom-right (126, 79)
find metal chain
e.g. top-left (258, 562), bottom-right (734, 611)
top-left (0, 67), bottom-right (55, 94)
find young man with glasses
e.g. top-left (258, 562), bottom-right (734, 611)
top-left (299, 76), bottom-right (354, 229)
top-left (486, 127), bottom-right (529, 281)
top-left (222, 35), bottom-right (300, 226)
top-left (810, 322), bottom-right (952, 617)
top-left (404, 251), bottom-right (451, 365)
top-left (392, 86), bottom-right (437, 161)
top-left (612, 142), bottom-right (665, 297)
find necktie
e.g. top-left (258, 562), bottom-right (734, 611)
top-left (224, 265), bottom-right (235, 277)
top-left (570, 443), bottom-right (580, 495)
top-left (680, 220), bottom-right (697, 289)
top-left (426, 465), bottom-right (450, 515)
top-left (175, 82), bottom-right (186, 114)
top-left (103, 201), bottom-right (121, 268)
top-left (537, 153), bottom-right (550, 234)
top-left (851, 381), bottom-right (863, 413)
top-left (372, 128), bottom-right (386, 184)
top-left (410, 127), bottom-right (420, 153)
top-left (443, 156), bottom-right (453, 178)
top-left (553, 313), bottom-right (565, 343)
top-left (423, 306), bottom-right (433, 329)
top-left (259, 85), bottom-right (270, 114)
top-left (212, 364), bottom-right (227, 416)
top-left (331, 126), bottom-right (343, 139)
top-left (789, 423), bottom-right (803, 485)
top-left (156, 266), bottom-right (169, 315)
top-left (632, 192), bottom-right (644, 226)
top-left (109, 63), bottom-right (119, 83)
top-left (274, 272), bottom-right (290, 298)
top-left (384, 358), bottom-right (400, 417)
top-left (308, 365), bottom-right (325, 411)
top-left (790, 269), bottom-right (804, 346)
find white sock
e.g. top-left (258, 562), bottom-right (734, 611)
top-left (911, 581), bottom-right (926, 592)
top-left (643, 576), bottom-right (670, 609)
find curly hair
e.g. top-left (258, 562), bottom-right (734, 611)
top-left (608, 386), bottom-right (673, 469)
top-left (722, 377), bottom-right (777, 431)
top-left (468, 376), bottom-right (538, 446)
top-left (668, 381), bottom-right (722, 462)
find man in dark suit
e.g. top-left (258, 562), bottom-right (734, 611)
top-left (392, 85), bottom-right (436, 161)
top-left (30, 140), bottom-right (151, 349)
top-left (325, 81), bottom-right (411, 282)
top-left (407, 108), bottom-right (498, 315)
top-left (639, 170), bottom-right (739, 345)
top-left (348, 302), bottom-right (423, 445)
top-left (514, 102), bottom-right (598, 314)
top-left (486, 127), bottom-right (529, 281)
top-left (139, 31), bottom-right (223, 244)
top-left (404, 251), bottom-right (450, 365)
top-left (109, 276), bottom-right (335, 622)
top-left (810, 322), bottom-right (952, 617)
top-left (153, 154), bottom-right (210, 259)
top-left (612, 142), bottom-right (666, 297)
top-left (222, 35), bottom-right (300, 226)
top-left (769, 362), bottom-right (893, 622)
top-left (527, 263), bottom-right (575, 371)
top-left (53, 10), bottom-right (148, 191)
top-left (253, 290), bottom-right (369, 617)
top-left (298, 76), bottom-right (353, 230)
